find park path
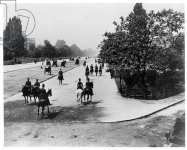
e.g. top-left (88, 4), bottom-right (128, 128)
top-left (5, 58), bottom-right (185, 122)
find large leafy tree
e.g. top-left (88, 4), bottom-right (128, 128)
top-left (99, 3), bottom-right (184, 97)
top-left (3, 16), bottom-right (25, 60)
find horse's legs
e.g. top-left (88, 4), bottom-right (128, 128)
top-left (24, 96), bottom-right (26, 104)
top-left (47, 105), bottom-right (50, 113)
top-left (30, 96), bottom-right (32, 103)
top-left (42, 106), bottom-right (44, 116)
top-left (38, 106), bottom-right (40, 116)
top-left (77, 93), bottom-right (79, 101)
top-left (26, 96), bottom-right (28, 103)
top-left (87, 94), bottom-right (89, 103)
top-left (90, 95), bottom-right (92, 102)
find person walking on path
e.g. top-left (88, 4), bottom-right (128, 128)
top-left (58, 68), bottom-right (64, 85)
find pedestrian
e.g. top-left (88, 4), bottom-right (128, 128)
top-left (58, 68), bottom-right (64, 85)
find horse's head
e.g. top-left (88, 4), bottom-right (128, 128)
top-left (47, 89), bottom-right (52, 97)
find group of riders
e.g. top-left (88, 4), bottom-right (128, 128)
top-left (22, 58), bottom-right (105, 116)
top-left (22, 78), bottom-right (50, 105)
top-left (85, 63), bottom-right (103, 77)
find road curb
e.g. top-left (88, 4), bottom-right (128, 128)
top-left (99, 99), bottom-right (184, 123)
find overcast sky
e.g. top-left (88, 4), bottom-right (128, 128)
top-left (4, 2), bottom-right (184, 51)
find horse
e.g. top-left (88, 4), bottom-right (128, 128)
top-left (31, 86), bottom-right (41, 103)
top-left (44, 66), bottom-right (51, 75)
top-left (52, 60), bottom-right (58, 67)
top-left (99, 68), bottom-right (102, 76)
top-left (75, 59), bottom-right (79, 65)
top-left (85, 70), bottom-right (89, 78)
top-left (83, 61), bottom-right (86, 66)
top-left (76, 88), bottom-right (83, 102)
top-left (61, 61), bottom-right (66, 67)
top-left (90, 66), bottom-right (94, 75)
top-left (22, 85), bottom-right (32, 104)
top-left (95, 67), bottom-right (98, 76)
top-left (37, 89), bottom-right (52, 116)
top-left (46, 61), bottom-right (51, 66)
top-left (81, 87), bottom-right (93, 104)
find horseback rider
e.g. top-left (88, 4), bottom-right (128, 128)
top-left (99, 65), bottom-right (102, 72)
top-left (34, 79), bottom-right (40, 88)
top-left (90, 64), bottom-right (94, 73)
top-left (85, 78), bottom-right (93, 95)
top-left (99, 65), bottom-right (102, 74)
top-left (40, 84), bottom-right (47, 97)
top-left (77, 78), bottom-right (83, 90)
top-left (40, 84), bottom-right (50, 105)
top-left (85, 65), bottom-right (89, 76)
top-left (86, 65), bottom-right (89, 72)
top-left (25, 78), bottom-right (32, 90)
top-left (95, 64), bottom-right (98, 76)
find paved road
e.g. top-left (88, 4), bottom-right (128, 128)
top-left (5, 58), bottom-right (185, 122)
top-left (4, 58), bottom-right (71, 73)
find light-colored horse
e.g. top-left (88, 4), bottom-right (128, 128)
top-left (76, 89), bottom-right (83, 102)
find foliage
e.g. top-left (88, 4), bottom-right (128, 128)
top-left (99, 3), bottom-right (184, 99)
top-left (3, 16), bottom-right (25, 60)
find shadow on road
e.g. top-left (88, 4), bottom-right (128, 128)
top-left (4, 100), bottom-right (104, 123)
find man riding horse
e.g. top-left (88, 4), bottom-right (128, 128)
top-left (85, 77), bottom-right (93, 97)
top-left (95, 64), bottom-right (98, 76)
top-left (90, 64), bottom-right (94, 74)
top-left (85, 65), bottom-right (89, 77)
top-left (37, 84), bottom-right (52, 116)
top-left (99, 65), bottom-right (102, 76)
top-left (39, 84), bottom-right (51, 105)
top-left (83, 61), bottom-right (86, 66)
top-left (77, 78), bottom-right (83, 90)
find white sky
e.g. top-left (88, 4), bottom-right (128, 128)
top-left (3, 2), bottom-right (184, 51)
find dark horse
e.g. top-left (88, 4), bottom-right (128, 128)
top-left (37, 89), bottom-right (52, 116)
top-left (61, 61), bottom-right (66, 67)
top-left (52, 60), bottom-right (58, 67)
top-left (99, 67), bottom-right (102, 76)
top-left (85, 69), bottom-right (89, 78)
top-left (22, 85), bottom-right (32, 104)
top-left (44, 66), bottom-right (51, 75)
top-left (83, 61), bottom-right (86, 66)
top-left (31, 86), bottom-right (41, 103)
top-left (81, 85), bottom-right (93, 104)
top-left (90, 66), bottom-right (94, 75)
top-left (95, 67), bottom-right (98, 76)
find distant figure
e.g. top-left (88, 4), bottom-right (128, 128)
top-left (99, 65), bottom-right (102, 76)
top-left (95, 64), bottom-right (98, 76)
top-left (85, 65), bottom-right (89, 77)
top-left (58, 68), bottom-right (64, 85)
top-left (90, 64), bottom-right (94, 74)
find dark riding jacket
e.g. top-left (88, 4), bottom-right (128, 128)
top-left (34, 81), bottom-right (40, 88)
top-left (25, 81), bottom-right (31, 88)
top-left (77, 81), bottom-right (83, 89)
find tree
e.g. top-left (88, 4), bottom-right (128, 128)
top-left (99, 3), bottom-right (184, 98)
top-left (3, 16), bottom-right (25, 60)
top-left (42, 40), bottom-right (57, 58)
